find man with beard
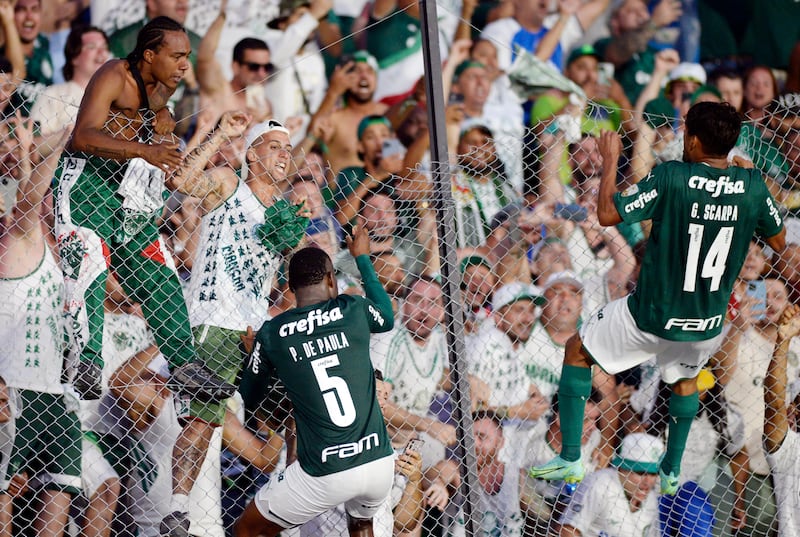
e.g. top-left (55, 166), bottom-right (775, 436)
top-left (369, 275), bottom-right (459, 464)
top-left (308, 51), bottom-right (387, 176)
top-left (452, 122), bottom-right (519, 249)
top-left (466, 282), bottom-right (550, 464)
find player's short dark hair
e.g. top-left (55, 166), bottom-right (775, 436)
top-left (685, 101), bottom-right (742, 156)
top-left (233, 38), bottom-right (270, 63)
top-left (127, 16), bottom-right (186, 63)
top-left (63, 25), bottom-right (108, 82)
top-left (288, 247), bottom-right (332, 291)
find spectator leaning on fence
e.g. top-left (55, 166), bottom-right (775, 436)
top-left (530, 103), bottom-right (786, 498)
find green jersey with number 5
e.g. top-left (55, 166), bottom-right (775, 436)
top-left (241, 256), bottom-right (395, 476)
top-left (614, 161), bottom-right (783, 341)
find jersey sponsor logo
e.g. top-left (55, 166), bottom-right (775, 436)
top-left (664, 315), bottom-right (723, 331)
top-left (249, 343), bottom-right (262, 373)
top-left (687, 175), bottom-right (745, 198)
top-left (623, 190), bottom-right (658, 213)
top-left (278, 307), bottom-right (344, 337)
top-left (766, 197), bottom-right (782, 227)
top-left (320, 432), bottom-right (380, 463)
top-left (368, 304), bottom-right (385, 327)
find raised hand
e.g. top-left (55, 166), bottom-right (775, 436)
top-left (598, 129), bottom-right (622, 166)
top-left (218, 110), bottom-right (251, 138)
top-left (346, 220), bottom-right (370, 258)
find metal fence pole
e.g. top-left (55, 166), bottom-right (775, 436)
top-left (418, 1), bottom-right (480, 535)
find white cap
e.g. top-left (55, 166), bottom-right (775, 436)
top-left (241, 119), bottom-right (291, 180)
top-left (491, 281), bottom-right (543, 311)
top-left (542, 270), bottom-right (583, 293)
top-left (612, 432), bottom-right (664, 474)
top-left (667, 62), bottom-right (707, 86)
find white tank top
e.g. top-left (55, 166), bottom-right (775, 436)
top-left (188, 181), bottom-right (281, 330)
top-left (0, 245), bottom-right (65, 393)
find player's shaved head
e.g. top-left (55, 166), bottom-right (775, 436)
top-left (288, 247), bottom-right (333, 292)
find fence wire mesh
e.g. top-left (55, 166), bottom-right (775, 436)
top-left (2, 3), bottom-right (800, 537)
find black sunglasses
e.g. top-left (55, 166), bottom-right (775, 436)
top-left (244, 61), bottom-right (275, 74)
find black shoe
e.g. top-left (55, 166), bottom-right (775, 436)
top-left (73, 360), bottom-right (103, 400)
top-left (160, 511), bottom-right (190, 537)
top-left (168, 361), bottom-right (236, 402)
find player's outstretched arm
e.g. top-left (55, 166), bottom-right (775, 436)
top-left (596, 130), bottom-right (623, 226)
top-left (764, 304), bottom-right (800, 454)
top-left (347, 221), bottom-right (394, 331)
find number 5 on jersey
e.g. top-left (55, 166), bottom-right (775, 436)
top-left (311, 355), bottom-right (357, 427)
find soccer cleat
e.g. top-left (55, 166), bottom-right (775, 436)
top-left (167, 362), bottom-right (236, 403)
top-left (659, 468), bottom-right (679, 496)
top-left (73, 360), bottom-right (103, 400)
top-left (159, 511), bottom-right (190, 537)
top-left (528, 456), bottom-right (585, 484)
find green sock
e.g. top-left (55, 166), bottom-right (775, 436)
top-left (559, 364), bottom-right (592, 462)
top-left (661, 391), bottom-right (700, 475)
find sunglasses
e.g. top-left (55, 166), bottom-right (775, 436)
top-left (244, 61), bottom-right (275, 74)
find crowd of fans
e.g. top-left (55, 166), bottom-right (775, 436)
top-left (2, 0), bottom-right (800, 536)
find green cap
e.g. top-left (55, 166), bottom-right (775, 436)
top-left (454, 60), bottom-right (486, 81)
top-left (351, 50), bottom-right (379, 73)
top-left (566, 44), bottom-right (600, 66)
top-left (356, 115), bottom-right (392, 141)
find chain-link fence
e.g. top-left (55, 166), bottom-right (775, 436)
top-left (3, 4), bottom-right (800, 537)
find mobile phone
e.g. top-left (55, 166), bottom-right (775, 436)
top-left (381, 138), bottom-right (405, 159)
top-left (0, 176), bottom-right (17, 217)
top-left (554, 202), bottom-right (588, 222)
top-left (746, 280), bottom-right (767, 321)
top-left (448, 92), bottom-right (464, 106)
top-left (598, 62), bottom-right (615, 87)
top-left (405, 438), bottom-right (425, 454)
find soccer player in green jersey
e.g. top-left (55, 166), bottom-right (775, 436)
top-left (529, 101), bottom-right (787, 495)
top-left (235, 222), bottom-right (396, 537)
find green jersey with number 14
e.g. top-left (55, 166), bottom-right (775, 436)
top-left (241, 255), bottom-right (395, 476)
top-left (614, 161), bottom-right (783, 341)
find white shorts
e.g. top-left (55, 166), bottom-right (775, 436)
top-left (81, 436), bottom-right (118, 498)
top-left (580, 297), bottom-right (724, 384)
top-left (253, 455), bottom-right (394, 529)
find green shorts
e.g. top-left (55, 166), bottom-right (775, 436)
top-left (7, 390), bottom-right (81, 495)
top-left (189, 325), bottom-right (247, 425)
